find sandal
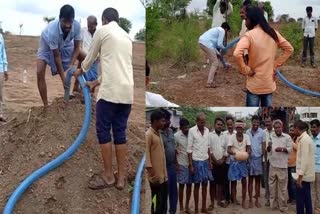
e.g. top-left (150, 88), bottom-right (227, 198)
top-left (88, 173), bottom-right (115, 190)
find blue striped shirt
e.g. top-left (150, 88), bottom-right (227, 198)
top-left (0, 33), bottom-right (8, 72)
top-left (39, 19), bottom-right (81, 52)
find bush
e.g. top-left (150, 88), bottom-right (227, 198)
top-left (147, 16), bottom-right (203, 64)
top-left (280, 22), bottom-right (303, 57)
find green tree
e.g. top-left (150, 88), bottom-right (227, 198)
top-left (280, 14), bottom-right (289, 22)
top-left (180, 107), bottom-right (229, 128)
top-left (119, 17), bottom-right (132, 33)
top-left (43, 16), bottom-right (55, 23)
top-left (135, 28), bottom-right (145, 41)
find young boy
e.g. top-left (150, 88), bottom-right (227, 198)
top-left (187, 112), bottom-right (211, 213)
top-left (175, 118), bottom-right (192, 214)
top-left (198, 22), bottom-right (230, 88)
top-left (301, 6), bottom-right (318, 68)
top-left (0, 32), bottom-right (8, 122)
top-left (146, 110), bottom-right (168, 214)
top-left (228, 120), bottom-right (251, 209)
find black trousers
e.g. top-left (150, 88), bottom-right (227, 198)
top-left (150, 181), bottom-right (168, 214)
top-left (302, 36), bottom-right (315, 64)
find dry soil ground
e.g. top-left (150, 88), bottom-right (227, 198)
top-left (0, 35), bottom-right (145, 214)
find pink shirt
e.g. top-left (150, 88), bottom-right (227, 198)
top-left (233, 25), bottom-right (294, 94)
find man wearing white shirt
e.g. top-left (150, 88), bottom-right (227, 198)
top-left (187, 112), bottom-right (211, 213)
top-left (74, 8), bottom-right (133, 191)
top-left (212, 0), bottom-right (233, 28)
top-left (175, 118), bottom-right (192, 214)
top-left (267, 120), bottom-right (292, 212)
top-left (80, 15), bottom-right (99, 82)
top-left (301, 6), bottom-right (318, 68)
top-left (74, 15), bottom-right (99, 93)
top-left (209, 117), bottom-right (229, 209)
top-left (223, 116), bottom-right (237, 204)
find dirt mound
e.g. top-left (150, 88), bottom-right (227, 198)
top-left (0, 97), bottom-right (145, 214)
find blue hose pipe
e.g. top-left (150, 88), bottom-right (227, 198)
top-left (131, 153), bottom-right (146, 214)
top-left (221, 37), bottom-right (320, 97)
top-left (3, 68), bottom-right (91, 214)
top-left (221, 37), bottom-right (240, 55)
top-left (276, 70), bottom-right (320, 97)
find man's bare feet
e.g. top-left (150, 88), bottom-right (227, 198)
top-left (249, 200), bottom-right (254, 208)
top-left (255, 200), bottom-right (261, 208)
top-left (242, 201), bottom-right (248, 209)
top-left (104, 173), bottom-right (116, 185)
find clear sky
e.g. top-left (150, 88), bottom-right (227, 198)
top-left (0, 0), bottom-right (145, 39)
top-left (186, 0), bottom-right (320, 19)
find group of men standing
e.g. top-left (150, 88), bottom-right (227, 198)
top-left (146, 109), bottom-right (320, 214)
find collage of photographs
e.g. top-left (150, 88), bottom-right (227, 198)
top-left (0, 0), bottom-right (319, 214)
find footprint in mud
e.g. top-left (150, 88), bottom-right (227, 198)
top-left (55, 176), bottom-right (66, 189)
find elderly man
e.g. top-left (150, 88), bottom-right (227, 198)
top-left (228, 120), bottom-right (251, 209)
top-left (267, 120), bottom-right (292, 212)
top-left (73, 15), bottom-right (99, 94)
top-left (294, 120), bottom-right (315, 214)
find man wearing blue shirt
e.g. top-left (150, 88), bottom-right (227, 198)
top-left (246, 115), bottom-right (266, 208)
top-left (198, 22), bottom-right (230, 88)
top-left (311, 119), bottom-right (320, 213)
top-left (36, 4), bottom-right (84, 107)
top-left (0, 32), bottom-right (8, 122)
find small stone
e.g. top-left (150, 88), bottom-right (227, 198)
top-left (39, 152), bottom-right (45, 157)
